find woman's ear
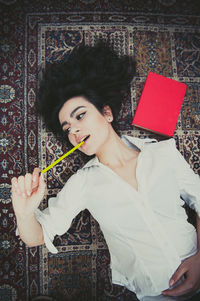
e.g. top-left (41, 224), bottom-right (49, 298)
top-left (103, 105), bottom-right (113, 122)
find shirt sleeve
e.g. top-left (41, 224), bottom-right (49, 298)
top-left (34, 169), bottom-right (86, 254)
top-left (167, 138), bottom-right (200, 217)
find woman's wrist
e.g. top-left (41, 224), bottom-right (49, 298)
top-left (16, 212), bottom-right (35, 223)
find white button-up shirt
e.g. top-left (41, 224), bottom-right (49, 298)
top-left (34, 135), bottom-right (200, 299)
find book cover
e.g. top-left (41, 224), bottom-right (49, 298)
top-left (131, 72), bottom-right (187, 137)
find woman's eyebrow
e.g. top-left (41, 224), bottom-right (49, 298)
top-left (61, 106), bottom-right (86, 128)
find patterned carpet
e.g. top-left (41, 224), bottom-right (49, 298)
top-left (0, 1), bottom-right (200, 300)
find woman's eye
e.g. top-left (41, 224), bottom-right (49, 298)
top-left (64, 127), bottom-right (71, 135)
top-left (62, 112), bottom-right (86, 136)
top-left (77, 112), bottom-right (86, 120)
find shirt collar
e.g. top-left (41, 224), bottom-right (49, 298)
top-left (82, 135), bottom-right (157, 169)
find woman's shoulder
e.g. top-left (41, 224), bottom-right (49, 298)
top-left (122, 134), bottom-right (176, 152)
top-left (142, 137), bottom-right (177, 156)
top-left (147, 137), bottom-right (176, 149)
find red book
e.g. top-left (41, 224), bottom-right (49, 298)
top-left (131, 72), bottom-right (187, 137)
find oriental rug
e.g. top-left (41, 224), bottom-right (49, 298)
top-left (0, 1), bottom-right (200, 301)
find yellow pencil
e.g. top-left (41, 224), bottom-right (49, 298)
top-left (41, 141), bottom-right (85, 174)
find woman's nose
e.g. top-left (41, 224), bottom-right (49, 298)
top-left (70, 125), bottom-right (80, 134)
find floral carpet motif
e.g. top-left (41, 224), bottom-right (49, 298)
top-left (0, 1), bottom-right (199, 300)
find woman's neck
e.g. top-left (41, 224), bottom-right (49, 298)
top-left (96, 129), bottom-right (139, 169)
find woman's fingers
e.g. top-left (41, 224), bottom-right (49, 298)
top-left (11, 177), bottom-right (20, 194)
top-left (24, 173), bottom-right (32, 196)
top-left (11, 169), bottom-right (46, 218)
top-left (11, 168), bottom-right (44, 199)
top-left (32, 167), bottom-right (41, 190)
top-left (37, 173), bottom-right (46, 200)
top-left (18, 176), bottom-right (26, 198)
top-left (11, 177), bottom-right (17, 189)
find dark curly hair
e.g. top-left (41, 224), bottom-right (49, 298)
top-left (36, 40), bottom-right (136, 146)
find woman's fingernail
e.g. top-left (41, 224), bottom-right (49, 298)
top-left (27, 191), bottom-right (31, 196)
top-left (170, 280), bottom-right (174, 286)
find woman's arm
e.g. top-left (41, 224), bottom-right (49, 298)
top-left (162, 138), bottom-right (200, 297)
top-left (167, 139), bottom-right (200, 214)
top-left (162, 215), bottom-right (200, 297)
top-left (16, 213), bottom-right (44, 247)
top-left (11, 168), bottom-right (46, 248)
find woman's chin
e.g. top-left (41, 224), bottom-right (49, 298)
top-left (80, 148), bottom-right (95, 156)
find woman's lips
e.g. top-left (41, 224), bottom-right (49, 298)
top-left (81, 135), bottom-right (90, 147)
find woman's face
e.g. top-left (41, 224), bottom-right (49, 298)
top-left (58, 96), bottom-right (113, 156)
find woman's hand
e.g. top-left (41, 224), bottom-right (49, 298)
top-left (11, 168), bottom-right (46, 219)
top-left (162, 252), bottom-right (200, 298)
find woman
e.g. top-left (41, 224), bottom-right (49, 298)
top-left (11, 41), bottom-right (200, 301)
